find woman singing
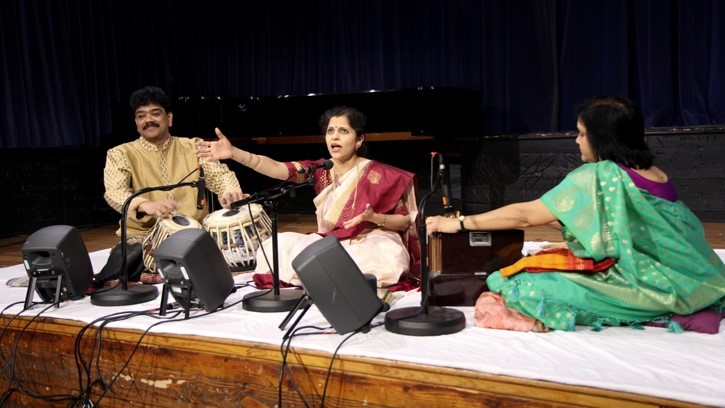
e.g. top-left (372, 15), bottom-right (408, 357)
top-left (197, 106), bottom-right (418, 288)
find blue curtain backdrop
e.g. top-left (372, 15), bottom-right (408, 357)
top-left (1, 0), bottom-right (723, 147)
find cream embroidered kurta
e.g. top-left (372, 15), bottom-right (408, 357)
top-left (104, 136), bottom-right (242, 238)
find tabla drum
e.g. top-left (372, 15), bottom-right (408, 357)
top-left (142, 214), bottom-right (203, 273)
top-left (203, 204), bottom-right (272, 271)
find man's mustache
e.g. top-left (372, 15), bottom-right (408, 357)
top-left (143, 122), bottom-right (160, 130)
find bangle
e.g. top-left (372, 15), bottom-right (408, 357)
top-left (243, 152), bottom-right (257, 167)
top-left (377, 214), bottom-right (387, 227)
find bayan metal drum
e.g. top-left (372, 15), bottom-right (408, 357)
top-left (203, 204), bottom-right (272, 271)
top-left (142, 214), bottom-right (202, 273)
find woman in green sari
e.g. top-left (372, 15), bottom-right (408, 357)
top-left (426, 95), bottom-right (725, 332)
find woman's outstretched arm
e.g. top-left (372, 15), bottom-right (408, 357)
top-left (197, 128), bottom-right (289, 180)
top-left (426, 199), bottom-right (557, 235)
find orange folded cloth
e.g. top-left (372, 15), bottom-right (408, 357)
top-left (499, 248), bottom-right (615, 277)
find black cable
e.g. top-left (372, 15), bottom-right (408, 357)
top-left (71, 308), bottom-right (184, 407)
top-left (89, 304), bottom-right (233, 407)
top-left (0, 306), bottom-right (156, 407)
top-left (3, 303), bottom-right (57, 397)
top-left (73, 310), bottom-right (156, 406)
top-left (1, 302), bottom-right (79, 406)
top-left (319, 330), bottom-right (360, 407)
top-left (278, 330), bottom-right (302, 407)
top-left (2, 302), bottom-right (92, 406)
top-left (0, 302), bottom-right (25, 381)
top-left (0, 303), bottom-right (31, 405)
top-left (277, 322), bottom-right (375, 408)
top-left (240, 287), bottom-right (273, 300)
top-left (176, 167), bottom-right (200, 184)
top-left (233, 282), bottom-right (254, 290)
top-left (277, 325), bottom-right (331, 408)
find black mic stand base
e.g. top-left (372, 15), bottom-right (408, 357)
top-left (91, 284), bottom-right (159, 307)
top-left (242, 288), bottom-right (304, 313)
top-left (384, 306), bottom-right (466, 336)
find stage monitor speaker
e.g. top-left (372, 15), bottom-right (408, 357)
top-left (291, 235), bottom-right (385, 334)
top-left (22, 225), bottom-right (93, 307)
top-left (154, 228), bottom-right (234, 313)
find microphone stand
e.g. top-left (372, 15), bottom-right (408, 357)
top-left (91, 180), bottom-right (199, 306)
top-left (384, 169), bottom-right (466, 336)
top-left (231, 180), bottom-right (311, 313)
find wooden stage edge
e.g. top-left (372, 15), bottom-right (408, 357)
top-left (0, 316), bottom-right (704, 408)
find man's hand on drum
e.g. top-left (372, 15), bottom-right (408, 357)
top-left (425, 215), bottom-right (460, 235)
top-left (219, 191), bottom-right (249, 209)
top-left (138, 199), bottom-right (181, 219)
top-left (196, 128), bottom-right (235, 161)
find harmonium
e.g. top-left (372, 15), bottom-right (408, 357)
top-left (427, 229), bottom-right (524, 306)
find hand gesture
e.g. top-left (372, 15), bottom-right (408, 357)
top-left (343, 203), bottom-right (375, 229)
top-left (196, 128), bottom-right (235, 160)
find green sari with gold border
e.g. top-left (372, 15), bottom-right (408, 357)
top-left (487, 161), bottom-right (725, 331)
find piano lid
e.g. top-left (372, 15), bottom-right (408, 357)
top-left (112, 87), bottom-right (480, 140)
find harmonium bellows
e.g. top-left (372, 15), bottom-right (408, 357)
top-left (427, 230), bottom-right (524, 306)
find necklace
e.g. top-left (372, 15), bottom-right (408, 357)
top-left (336, 163), bottom-right (362, 222)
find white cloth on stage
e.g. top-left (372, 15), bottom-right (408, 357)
top-left (1, 245), bottom-right (724, 407)
top-left (253, 229), bottom-right (409, 287)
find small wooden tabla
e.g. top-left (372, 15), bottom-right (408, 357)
top-left (142, 214), bottom-right (202, 273)
top-left (203, 204), bottom-right (272, 271)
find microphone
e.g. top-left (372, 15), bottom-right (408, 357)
top-left (438, 154), bottom-right (454, 214)
top-left (298, 159), bottom-right (333, 174)
top-left (229, 192), bottom-right (258, 209)
top-left (196, 167), bottom-right (206, 210)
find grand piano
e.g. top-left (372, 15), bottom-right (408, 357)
top-left (168, 87), bottom-right (480, 142)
